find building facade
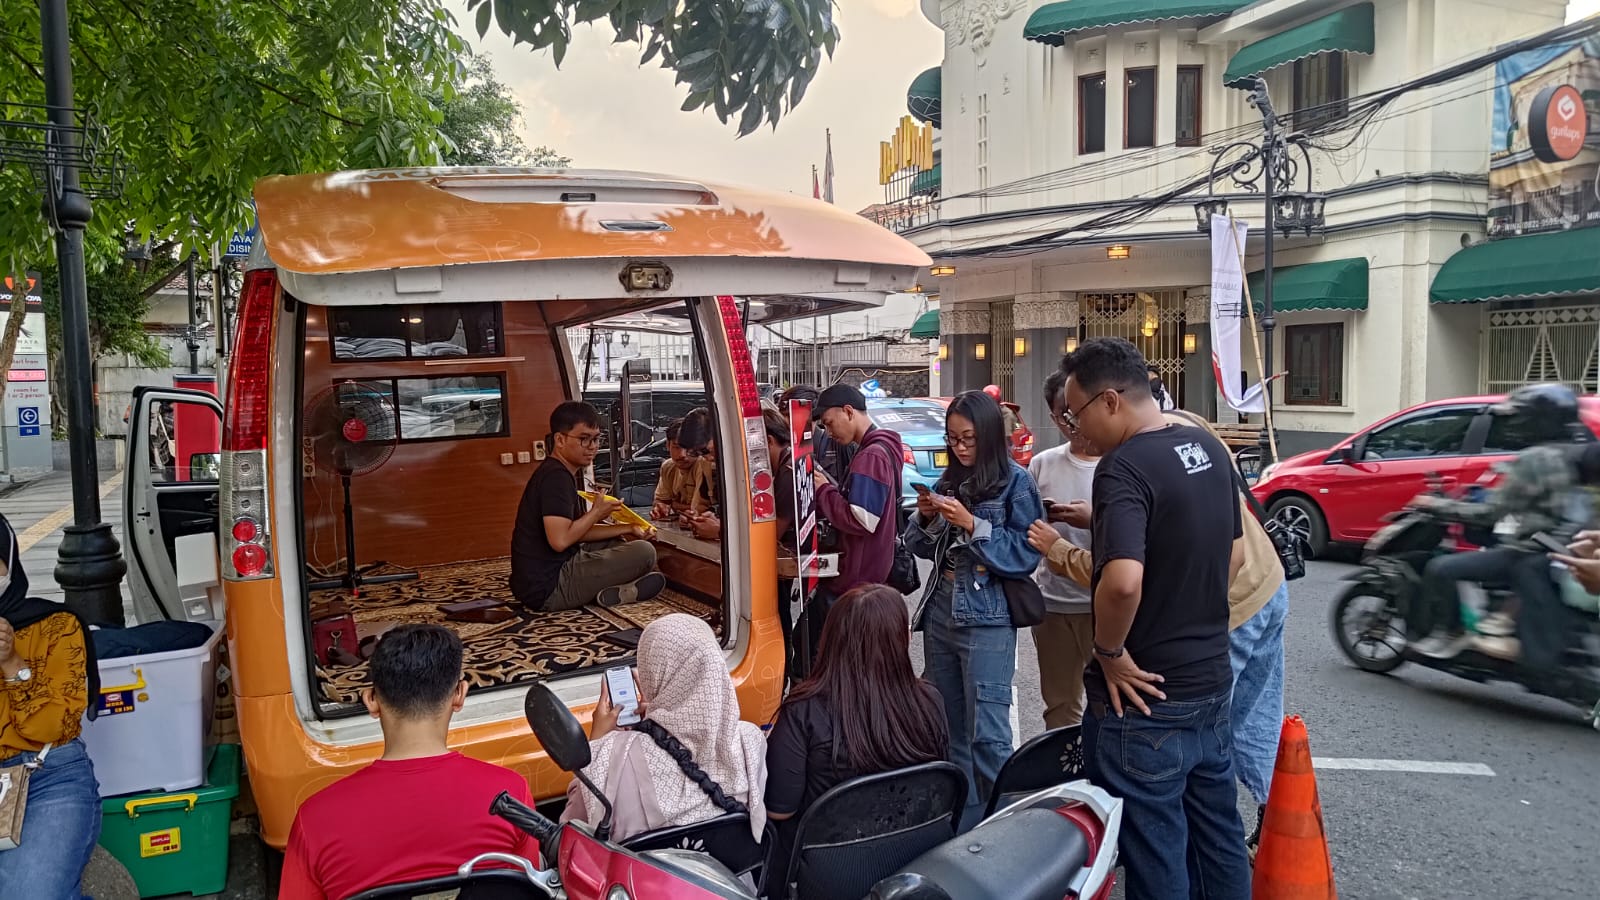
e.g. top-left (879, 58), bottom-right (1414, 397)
top-left (886, 0), bottom-right (1591, 455)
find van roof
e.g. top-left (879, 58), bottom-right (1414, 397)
top-left (253, 168), bottom-right (932, 277)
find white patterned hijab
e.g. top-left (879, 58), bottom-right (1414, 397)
top-left (580, 614), bottom-right (767, 839)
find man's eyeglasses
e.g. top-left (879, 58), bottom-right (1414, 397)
top-left (1063, 389), bottom-right (1124, 432)
top-left (945, 433), bottom-right (978, 450)
top-left (562, 431), bottom-right (602, 449)
top-left (687, 446), bottom-right (714, 459)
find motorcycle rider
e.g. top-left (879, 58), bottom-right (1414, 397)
top-left (1410, 384), bottom-right (1590, 675)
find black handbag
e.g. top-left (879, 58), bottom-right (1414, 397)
top-left (1234, 470), bottom-right (1306, 581)
top-left (887, 531), bottom-right (922, 595)
top-left (1000, 575), bottom-right (1046, 627)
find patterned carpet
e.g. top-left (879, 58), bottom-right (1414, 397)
top-left (312, 557), bottom-right (721, 706)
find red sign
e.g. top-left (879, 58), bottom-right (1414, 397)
top-left (789, 401), bottom-right (818, 609)
top-left (1529, 84), bottom-right (1588, 163)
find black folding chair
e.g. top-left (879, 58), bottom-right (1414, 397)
top-left (784, 761), bottom-right (968, 900)
top-left (983, 725), bottom-right (1087, 817)
top-left (621, 812), bottom-right (768, 881)
top-left (348, 853), bottom-right (550, 900)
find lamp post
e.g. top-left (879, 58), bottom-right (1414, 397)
top-left (40, 0), bottom-right (128, 626)
top-left (1193, 78), bottom-right (1325, 466)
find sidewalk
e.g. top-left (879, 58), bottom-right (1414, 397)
top-left (0, 468), bottom-right (137, 622)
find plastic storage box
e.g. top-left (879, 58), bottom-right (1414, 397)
top-left (80, 622), bottom-right (224, 797)
top-left (99, 744), bottom-right (240, 898)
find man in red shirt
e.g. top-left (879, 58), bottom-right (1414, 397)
top-left (280, 625), bottom-right (539, 899)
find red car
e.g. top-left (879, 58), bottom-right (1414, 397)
top-left (927, 396), bottom-right (1034, 466)
top-left (1250, 393), bottom-right (1600, 557)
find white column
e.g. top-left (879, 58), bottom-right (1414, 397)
top-left (1105, 35), bottom-right (1126, 152)
top-left (1157, 27), bottom-right (1179, 146)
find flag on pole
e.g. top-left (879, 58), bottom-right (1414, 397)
top-left (1208, 214), bottom-right (1267, 414)
top-left (812, 165), bottom-right (821, 200)
top-left (823, 130), bottom-right (835, 203)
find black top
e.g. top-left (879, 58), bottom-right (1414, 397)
top-left (1087, 425), bottom-right (1241, 701)
top-left (510, 458), bottom-right (581, 609)
top-left (775, 449), bottom-right (797, 545)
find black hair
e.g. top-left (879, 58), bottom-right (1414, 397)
top-left (679, 407), bottom-right (714, 451)
top-left (666, 418), bottom-right (685, 443)
top-left (936, 390), bottom-right (1012, 505)
top-left (762, 408), bottom-right (792, 447)
top-left (631, 719), bottom-right (749, 816)
top-left (778, 385), bottom-right (820, 406)
top-left (1071, 338), bottom-right (1154, 399)
top-left (550, 400), bottom-right (600, 435)
top-left (368, 625), bottom-right (463, 717)
top-left (1043, 368), bottom-right (1068, 413)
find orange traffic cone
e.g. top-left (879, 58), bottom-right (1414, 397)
top-left (1252, 715), bottom-right (1337, 899)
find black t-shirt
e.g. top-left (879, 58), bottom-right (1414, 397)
top-left (1087, 425), bottom-right (1242, 701)
top-left (510, 458), bottom-right (581, 608)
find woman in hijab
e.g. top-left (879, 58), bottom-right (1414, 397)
top-left (0, 513), bottom-right (103, 900)
top-left (561, 613), bottom-right (767, 843)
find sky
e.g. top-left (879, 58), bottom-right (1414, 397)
top-left (449, 0), bottom-right (944, 214)
top-left (457, 1), bottom-right (1599, 214)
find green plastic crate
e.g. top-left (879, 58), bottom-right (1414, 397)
top-left (99, 743), bottom-right (240, 898)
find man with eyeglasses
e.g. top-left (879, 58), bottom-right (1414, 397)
top-left (511, 401), bottom-right (663, 612)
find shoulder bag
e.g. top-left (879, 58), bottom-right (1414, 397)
top-left (1234, 470), bottom-right (1306, 581)
top-left (0, 743), bottom-right (51, 851)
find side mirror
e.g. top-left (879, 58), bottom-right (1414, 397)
top-left (524, 683), bottom-right (591, 773)
top-left (1336, 445), bottom-right (1357, 465)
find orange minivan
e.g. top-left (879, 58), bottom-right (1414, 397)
top-left (121, 167), bottom-right (929, 848)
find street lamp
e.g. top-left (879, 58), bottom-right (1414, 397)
top-left (1193, 77), bottom-right (1325, 466)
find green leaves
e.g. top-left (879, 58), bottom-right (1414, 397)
top-left (477, 0), bottom-right (841, 137)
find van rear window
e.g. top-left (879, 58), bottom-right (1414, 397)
top-left (331, 303), bottom-right (502, 361)
top-left (329, 375), bottom-right (508, 442)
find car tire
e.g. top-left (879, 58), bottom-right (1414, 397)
top-left (1267, 495), bottom-right (1328, 559)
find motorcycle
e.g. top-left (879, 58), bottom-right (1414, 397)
top-left (1329, 483), bottom-right (1600, 723)
top-left (386, 680), bottom-right (1123, 899)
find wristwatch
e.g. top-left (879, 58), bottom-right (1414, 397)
top-left (1093, 643), bottom-right (1125, 660)
top-left (4, 667), bottom-right (30, 684)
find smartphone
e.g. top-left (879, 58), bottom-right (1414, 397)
top-left (604, 666), bottom-right (642, 726)
top-left (912, 482), bottom-right (933, 495)
top-left (1531, 532), bottom-right (1570, 555)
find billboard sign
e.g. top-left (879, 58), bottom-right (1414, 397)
top-left (1488, 37), bottom-right (1600, 237)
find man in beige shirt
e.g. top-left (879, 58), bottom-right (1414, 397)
top-left (652, 418), bottom-right (713, 519)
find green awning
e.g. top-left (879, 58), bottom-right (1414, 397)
top-left (1246, 258), bottom-right (1369, 312)
top-left (1431, 229), bottom-right (1600, 303)
top-left (909, 309), bottom-right (940, 339)
top-left (911, 163), bottom-right (940, 197)
top-left (1224, 3), bottom-right (1375, 88)
top-left (908, 66), bottom-right (941, 128)
top-left (1024, 0), bottom-right (1249, 45)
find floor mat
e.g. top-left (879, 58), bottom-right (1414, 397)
top-left (312, 557), bottom-right (720, 706)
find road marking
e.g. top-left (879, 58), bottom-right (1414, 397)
top-left (14, 472), bottom-right (125, 553)
top-left (1313, 757), bottom-right (1496, 776)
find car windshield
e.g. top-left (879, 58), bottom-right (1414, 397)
top-left (867, 404), bottom-right (947, 435)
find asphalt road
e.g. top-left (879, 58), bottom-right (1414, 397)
top-left (944, 556), bottom-right (1600, 899)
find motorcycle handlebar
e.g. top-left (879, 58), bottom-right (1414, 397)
top-left (490, 791), bottom-right (562, 852)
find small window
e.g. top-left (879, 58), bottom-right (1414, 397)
top-left (1124, 68), bottom-right (1156, 149)
top-left (1079, 74), bottom-right (1107, 155)
top-left (1284, 323), bottom-right (1344, 406)
top-left (325, 375), bottom-right (508, 443)
top-left (1361, 411), bottom-right (1476, 461)
top-left (1176, 66), bottom-right (1203, 146)
top-left (1293, 52), bottom-right (1348, 129)
top-left (330, 303), bottom-right (503, 361)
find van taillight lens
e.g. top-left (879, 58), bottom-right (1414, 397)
top-left (220, 267), bottom-right (277, 581)
top-left (718, 296), bottom-right (777, 524)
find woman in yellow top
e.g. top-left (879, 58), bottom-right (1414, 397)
top-left (0, 513), bottom-right (103, 900)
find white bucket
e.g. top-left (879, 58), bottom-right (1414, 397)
top-left (80, 623), bottom-right (224, 797)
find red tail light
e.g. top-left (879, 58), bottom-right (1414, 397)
top-left (904, 445), bottom-right (916, 465)
top-left (223, 269), bottom-right (278, 452)
top-left (716, 296), bottom-right (762, 419)
top-left (717, 296), bottom-right (775, 524)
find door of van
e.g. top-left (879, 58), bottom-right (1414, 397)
top-left (124, 386), bottom-right (224, 624)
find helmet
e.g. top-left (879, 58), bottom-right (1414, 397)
top-left (1491, 383), bottom-right (1580, 441)
top-left (983, 385), bottom-right (1002, 401)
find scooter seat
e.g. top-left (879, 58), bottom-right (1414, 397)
top-left (867, 807), bottom-right (1091, 900)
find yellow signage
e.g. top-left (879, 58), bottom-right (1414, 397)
top-left (140, 827), bottom-right (181, 858)
top-left (879, 116), bottom-right (935, 184)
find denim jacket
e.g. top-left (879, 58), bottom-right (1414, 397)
top-left (907, 463), bottom-right (1045, 628)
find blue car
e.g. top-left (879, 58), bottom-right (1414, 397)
top-left (866, 398), bottom-right (950, 510)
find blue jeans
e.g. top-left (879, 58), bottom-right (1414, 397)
top-left (921, 575), bottom-right (1017, 812)
top-left (0, 738), bottom-right (102, 900)
top-left (1084, 687), bottom-right (1251, 900)
top-left (1229, 584), bottom-right (1288, 806)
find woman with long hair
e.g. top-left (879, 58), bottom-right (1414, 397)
top-left (764, 584), bottom-right (948, 887)
top-left (905, 390), bottom-right (1043, 817)
top-left (0, 514), bottom-right (103, 900)
top-left (561, 614), bottom-right (767, 843)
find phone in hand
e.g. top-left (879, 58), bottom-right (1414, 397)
top-left (912, 482), bottom-right (933, 495)
top-left (604, 666), bottom-right (641, 727)
top-left (1531, 532), bottom-right (1571, 555)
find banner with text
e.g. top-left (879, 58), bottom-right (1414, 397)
top-left (1209, 215), bottom-right (1266, 414)
top-left (1488, 36), bottom-right (1600, 237)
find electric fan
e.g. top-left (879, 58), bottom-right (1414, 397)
top-left (304, 380), bottom-right (418, 595)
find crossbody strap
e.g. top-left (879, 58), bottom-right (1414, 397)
top-left (23, 743), bottom-right (51, 771)
top-left (1232, 468), bottom-right (1270, 524)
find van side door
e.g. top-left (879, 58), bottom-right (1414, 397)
top-left (124, 386), bottom-right (224, 623)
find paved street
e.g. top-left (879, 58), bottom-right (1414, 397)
top-left (5, 473), bottom-right (1598, 897)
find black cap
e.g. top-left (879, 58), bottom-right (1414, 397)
top-left (814, 384), bottom-right (867, 416)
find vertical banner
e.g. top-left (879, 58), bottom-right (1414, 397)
top-left (1208, 215), bottom-right (1267, 414)
top-left (788, 400), bottom-right (818, 609)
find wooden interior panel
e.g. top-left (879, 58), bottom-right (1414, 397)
top-left (299, 301), bottom-right (567, 569)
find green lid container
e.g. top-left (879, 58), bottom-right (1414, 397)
top-left (98, 743), bottom-right (241, 898)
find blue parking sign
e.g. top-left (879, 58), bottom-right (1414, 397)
top-left (17, 405), bottom-right (39, 437)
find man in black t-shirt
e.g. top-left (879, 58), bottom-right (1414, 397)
top-left (1062, 338), bottom-right (1250, 900)
top-left (510, 402), bottom-right (664, 612)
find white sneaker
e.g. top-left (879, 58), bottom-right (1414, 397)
top-left (1414, 630), bottom-right (1474, 659)
top-left (1477, 612), bottom-right (1517, 637)
top-left (1472, 634), bottom-right (1521, 661)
